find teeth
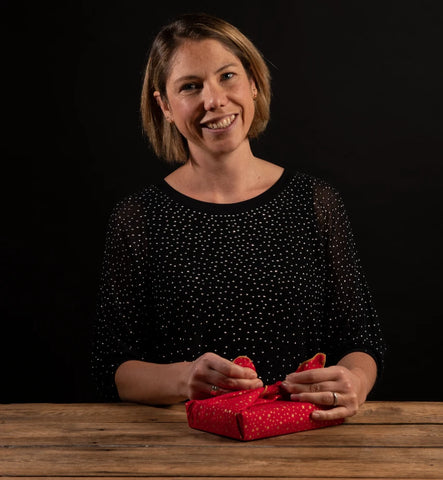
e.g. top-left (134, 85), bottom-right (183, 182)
top-left (206, 114), bottom-right (235, 130)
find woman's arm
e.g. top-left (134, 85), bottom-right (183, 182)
top-left (115, 352), bottom-right (263, 405)
top-left (313, 180), bottom-right (386, 372)
top-left (285, 180), bottom-right (385, 420)
top-left (115, 360), bottom-right (192, 404)
top-left (337, 351), bottom-right (377, 405)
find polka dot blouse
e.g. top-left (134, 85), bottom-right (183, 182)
top-left (91, 169), bottom-right (386, 400)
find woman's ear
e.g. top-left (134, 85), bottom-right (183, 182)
top-left (250, 79), bottom-right (258, 99)
top-left (154, 91), bottom-right (173, 123)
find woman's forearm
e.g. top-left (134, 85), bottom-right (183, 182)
top-left (115, 360), bottom-right (193, 405)
top-left (337, 351), bottom-right (377, 404)
top-left (114, 352), bottom-right (377, 407)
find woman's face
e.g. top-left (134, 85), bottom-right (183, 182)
top-left (156, 39), bottom-right (257, 160)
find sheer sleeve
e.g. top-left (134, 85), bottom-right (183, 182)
top-left (313, 180), bottom-right (386, 373)
top-left (91, 196), bottom-right (151, 400)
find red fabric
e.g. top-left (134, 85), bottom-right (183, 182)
top-left (186, 352), bottom-right (344, 441)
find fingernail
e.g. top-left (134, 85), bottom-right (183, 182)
top-left (311, 411), bottom-right (321, 420)
top-left (290, 394), bottom-right (301, 401)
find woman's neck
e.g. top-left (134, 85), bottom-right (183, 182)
top-left (164, 149), bottom-right (283, 204)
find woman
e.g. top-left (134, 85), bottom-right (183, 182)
top-left (91, 12), bottom-right (385, 422)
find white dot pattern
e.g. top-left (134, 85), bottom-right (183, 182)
top-left (91, 170), bottom-right (385, 400)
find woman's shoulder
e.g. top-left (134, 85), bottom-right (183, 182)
top-left (106, 183), bottom-right (168, 226)
top-left (284, 169), bottom-right (339, 196)
top-left (280, 170), bottom-right (348, 222)
top-left (116, 179), bottom-right (173, 208)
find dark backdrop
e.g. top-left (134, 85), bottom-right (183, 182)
top-left (2, 1), bottom-right (442, 403)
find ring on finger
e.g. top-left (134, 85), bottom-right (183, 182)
top-left (332, 391), bottom-right (338, 407)
top-left (210, 384), bottom-right (219, 396)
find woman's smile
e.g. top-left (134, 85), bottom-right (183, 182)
top-left (159, 39), bottom-right (257, 159)
top-left (202, 114), bottom-right (237, 130)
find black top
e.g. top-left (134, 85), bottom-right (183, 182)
top-left (91, 169), bottom-right (385, 400)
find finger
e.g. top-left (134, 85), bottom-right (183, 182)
top-left (210, 357), bottom-right (258, 380)
top-left (281, 380), bottom-right (337, 394)
top-left (311, 406), bottom-right (349, 422)
top-left (289, 391), bottom-right (339, 407)
top-left (285, 367), bottom-right (337, 384)
top-left (201, 362), bottom-right (263, 391)
top-left (193, 353), bottom-right (258, 383)
top-left (207, 384), bottom-right (230, 397)
top-left (215, 374), bottom-right (263, 391)
top-left (188, 381), bottom-right (224, 400)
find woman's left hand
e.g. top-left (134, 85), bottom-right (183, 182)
top-left (281, 364), bottom-right (366, 421)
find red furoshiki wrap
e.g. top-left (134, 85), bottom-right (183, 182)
top-left (186, 353), bottom-right (344, 441)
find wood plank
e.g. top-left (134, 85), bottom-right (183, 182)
top-left (0, 446), bottom-right (441, 478)
top-left (2, 402), bottom-right (442, 424)
top-left (0, 423), bottom-right (442, 447)
top-left (347, 401), bottom-right (443, 424)
top-left (0, 403), bottom-right (186, 423)
top-left (0, 478), bottom-right (438, 480)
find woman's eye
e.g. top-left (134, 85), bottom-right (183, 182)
top-left (221, 72), bottom-right (235, 81)
top-left (181, 83), bottom-right (199, 92)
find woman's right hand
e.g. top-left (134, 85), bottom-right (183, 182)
top-left (185, 352), bottom-right (263, 400)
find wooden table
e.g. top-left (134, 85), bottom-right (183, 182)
top-left (0, 401), bottom-right (442, 479)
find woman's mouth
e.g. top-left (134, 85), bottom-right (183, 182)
top-left (204, 114), bottom-right (236, 130)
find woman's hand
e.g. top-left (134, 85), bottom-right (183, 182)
top-left (281, 352), bottom-right (377, 421)
top-left (185, 352), bottom-right (263, 400)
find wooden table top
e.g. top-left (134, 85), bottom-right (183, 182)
top-left (0, 401), bottom-right (442, 479)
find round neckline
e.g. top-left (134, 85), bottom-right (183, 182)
top-left (157, 168), bottom-right (293, 214)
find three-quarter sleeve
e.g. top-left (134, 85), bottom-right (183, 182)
top-left (313, 181), bottom-right (386, 372)
top-left (91, 197), bottom-right (150, 400)
top-left (90, 173), bottom-right (386, 399)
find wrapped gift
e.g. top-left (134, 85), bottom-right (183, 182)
top-left (185, 353), bottom-right (344, 441)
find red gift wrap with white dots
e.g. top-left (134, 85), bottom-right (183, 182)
top-left (186, 352), bottom-right (344, 441)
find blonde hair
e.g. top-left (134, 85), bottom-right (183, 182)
top-left (140, 13), bottom-right (271, 164)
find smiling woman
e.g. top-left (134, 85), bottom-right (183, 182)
top-left (91, 12), bottom-right (386, 422)
top-left (141, 13), bottom-right (271, 166)
top-left (153, 39), bottom-right (258, 166)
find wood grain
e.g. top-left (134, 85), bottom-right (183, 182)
top-left (0, 402), bottom-right (441, 479)
top-left (0, 445), bottom-right (441, 477)
top-left (0, 423), bottom-right (442, 447)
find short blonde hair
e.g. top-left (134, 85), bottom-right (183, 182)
top-left (140, 13), bottom-right (271, 164)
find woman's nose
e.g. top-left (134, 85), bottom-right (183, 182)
top-left (203, 83), bottom-right (227, 110)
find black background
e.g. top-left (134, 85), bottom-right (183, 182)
top-left (1, 1), bottom-right (442, 403)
